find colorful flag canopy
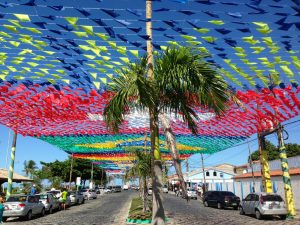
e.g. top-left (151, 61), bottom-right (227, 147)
top-left (0, 0), bottom-right (300, 168)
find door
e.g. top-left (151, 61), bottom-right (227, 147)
top-left (209, 192), bottom-right (218, 206)
top-left (27, 196), bottom-right (36, 214)
top-left (248, 194), bottom-right (259, 215)
top-left (242, 194), bottom-right (252, 214)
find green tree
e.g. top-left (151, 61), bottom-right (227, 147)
top-left (23, 160), bottom-right (38, 178)
top-left (103, 46), bottom-right (230, 223)
top-left (40, 157), bottom-right (106, 188)
top-left (249, 141), bottom-right (300, 161)
top-left (126, 150), bottom-right (152, 212)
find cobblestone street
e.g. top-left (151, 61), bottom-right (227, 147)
top-left (164, 194), bottom-right (300, 225)
top-left (4, 191), bottom-right (300, 225)
top-left (4, 191), bottom-right (135, 225)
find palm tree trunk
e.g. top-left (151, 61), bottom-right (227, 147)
top-left (159, 113), bottom-right (188, 199)
top-left (142, 178), bottom-right (148, 212)
top-left (150, 109), bottom-right (166, 225)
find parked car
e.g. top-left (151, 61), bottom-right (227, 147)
top-left (37, 193), bottom-right (61, 214)
top-left (187, 188), bottom-right (197, 200)
top-left (104, 187), bottom-right (112, 194)
top-left (123, 184), bottom-right (129, 190)
top-left (239, 192), bottom-right (287, 220)
top-left (148, 187), bottom-right (153, 195)
top-left (80, 189), bottom-right (97, 199)
top-left (69, 191), bottom-right (85, 205)
top-left (95, 188), bottom-right (101, 194)
top-left (3, 195), bottom-right (45, 221)
top-left (203, 191), bottom-right (240, 210)
top-left (162, 186), bottom-right (168, 193)
top-left (46, 190), bottom-right (61, 199)
top-left (112, 185), bottom-right (122, 193)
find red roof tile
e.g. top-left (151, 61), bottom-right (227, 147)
top-left (234, 168), bottom-right (300, 179)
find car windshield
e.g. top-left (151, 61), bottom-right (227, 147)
top-left (39, 195), bottom-right (48, 199)
top-left (48, 191), bottom-right (60, 195)
top-left (220, 192), bottom-right (235, 196)
top-left (262, 195), bottom-right (283, 202)
top-left (7, 196), bottom-right (27, 202)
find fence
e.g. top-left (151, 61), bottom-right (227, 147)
top-left (207, 177), bottom-right (300, 210)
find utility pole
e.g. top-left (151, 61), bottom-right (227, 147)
top-left (201, 153), bottom-right (206, 194)
top-left (68, 154), bottom-right (74, 190)
top-left (247, 141), bottom-right (255, 193)
top-left (268, 74), bottom-right (296, 217)
top-left (91, 162), bottom-right (94, 183)
top-left (185, 159), bottom-right (189, 188)
top-left (6, 131), bottom-right (17, 199)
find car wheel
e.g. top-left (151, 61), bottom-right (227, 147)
top-left (41, 208), bottom-right (46, 217)
top-left (233, 206), bottom-right (238, 210)
top-left (49, 206), bottom-right (53, 214)
top-left (239, 206), bottom-right (245, 215)
top-left (204, 201), bottom-right (209, 207)
top-left (217, 202), bottom-right (223, 209)
top-left (255, 210), bottom-right (262, 220)
top-left (58, 204), bottom-right (62, 211)
top-left (2, 217), bottom-right (7, 222)
top-left (82, 199), bottom-right (85, 204)
top-left (280, 215), bottom-right (287, 220)
top-left (195, 198), bottom-right (197, 200)
top-left (77, 200), bottom-right (80, 205)
top-left (26, 210), bottom-right (32, 220)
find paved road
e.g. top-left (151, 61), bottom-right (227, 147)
top-left (164, 194), bottom-right (300, 225)
top-left (5, 191), bottom-right (136, 225)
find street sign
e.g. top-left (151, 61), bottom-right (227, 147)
top-left (76, 177), bottom-right (81, 186)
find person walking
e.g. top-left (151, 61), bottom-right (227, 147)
top-left (0, 195), bottom-right (5, 225)
top-left (61, 188), bottom-right (68, 210)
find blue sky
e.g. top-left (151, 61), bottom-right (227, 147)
top-left (1, 115), bottom-right (299, 177)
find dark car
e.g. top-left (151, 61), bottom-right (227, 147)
top-left (203, 191), bottom-right (240, 210)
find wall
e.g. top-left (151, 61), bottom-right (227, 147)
top-left (207, 175), bottom-right (300, 210)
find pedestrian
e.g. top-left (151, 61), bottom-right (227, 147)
top-left (30, 184), bottom-right (37, 195)
top-left (0, 195), bottom-right (5, 225)
top-left (61, 188), bottom-right (68, 210)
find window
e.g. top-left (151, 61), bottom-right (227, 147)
top-left (206, 171), bottom-right (210, 176)
top-left (213, 171), bottom-right (217, 176)
top-left (220, 173), bottom-right (224, 178)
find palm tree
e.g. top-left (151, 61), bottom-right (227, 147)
top-left (125, 150), bottom-right (152, 212)
top-left (104, 46), bottom-right (230, 224)
top-left (23, 160), bottom-right (38, 178)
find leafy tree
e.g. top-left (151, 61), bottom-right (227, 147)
top-left (126, 150), bottom-right (152, 212)
top-left (103, 46), bottom-right (230, 223)
top-left (249, 140), bottom-right (300, 161)
top-left (40, 157), bottom-right (106, 188)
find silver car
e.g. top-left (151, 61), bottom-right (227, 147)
top-left (240, 192), bottom-right (288, 220)
top-left (187, 189), bottom-right (198, 200)
top-left (38, 193), bottom-right (61, 213)
top-left (3, 195), bottom-right (45, 221)
top-left (69, 191), bottom-right (85, 205)
top-left (80, 189), bottom-right (97, 200)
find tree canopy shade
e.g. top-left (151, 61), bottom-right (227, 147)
top-left (249, 141), bottom-right (300, 162)
top-left (40, 157), bottom-right (106, 184)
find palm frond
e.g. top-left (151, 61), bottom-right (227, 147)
top-left (103, 57), bottom-right (155, 133)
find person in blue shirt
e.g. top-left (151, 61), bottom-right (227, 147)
top-left (0, 195), bottom-right (5, 225)
top-left (30, 184), bottom-right (37, 195)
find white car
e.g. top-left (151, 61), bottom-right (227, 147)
top-left (69, 191), bottom-right (85, 205)
top-left (80, 189), bottom-right (97, 200)
top-left (187, 189), bottom-right (197, 200)
top-left (104, 188), bottom-right (112, 194)
top-left (163, 186), bottom-right (168, 193)
top-left (123, 185), bottom-right (129, 190)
